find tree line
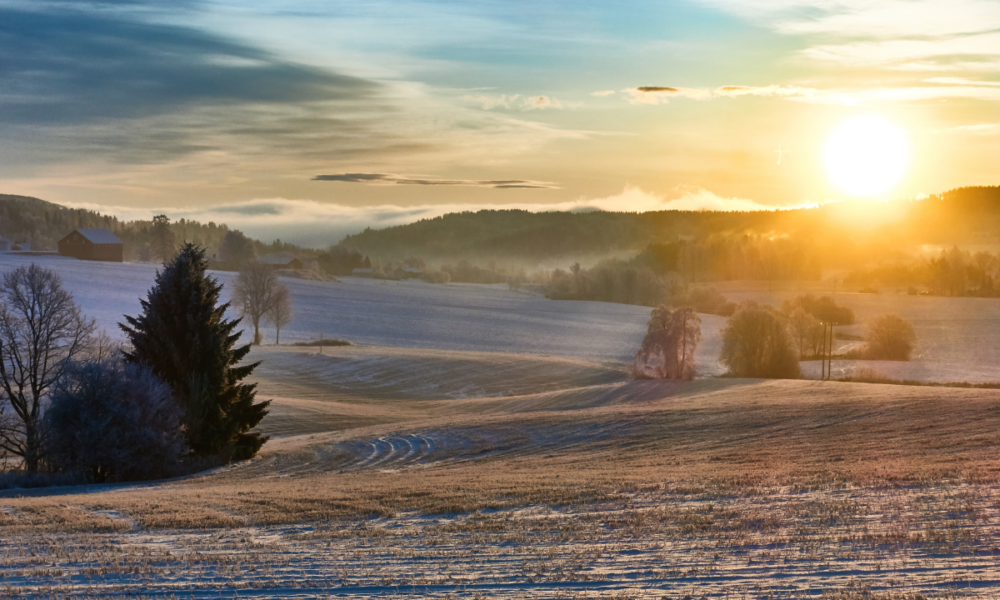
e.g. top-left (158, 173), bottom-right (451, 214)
top-left (0, 246), bottom-right (271, 487)
top-left (633, 294), bottom-right (915, 381)
top-left (336, 187), bottom-right (1000, 270)
top-left (545, 261), bottom-right (737, 315)
top-left (846, 246), bottom-right (1000, 297)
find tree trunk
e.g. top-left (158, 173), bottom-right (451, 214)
top-left (24, 423), bottom-right (40, 473)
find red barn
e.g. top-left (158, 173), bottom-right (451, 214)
top-left (259, 253), bottom-right (303, 270)
top-left (58, 229), bottom-right (124, 262)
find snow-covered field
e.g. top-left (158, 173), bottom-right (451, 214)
top-left (5, 253), bottom-right (998, 381)
top-left (725, 287), bottom-right (1000, 382)
top-left (0, 253), bottom-right (651, 362)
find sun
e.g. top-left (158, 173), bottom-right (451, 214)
top-left (823, 115), bottom-right (909, 198)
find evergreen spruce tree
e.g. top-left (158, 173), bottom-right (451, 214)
top-left (120, 243), bottom-right (269, 461)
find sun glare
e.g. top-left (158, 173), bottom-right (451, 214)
top-left (823, 115), bottom-right (909, 198)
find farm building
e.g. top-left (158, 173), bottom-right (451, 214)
top-left (58, 229), bottom-right (123, 262)
top-left (0, 237), bottom-right (10, 252)
top-left (351, 267), bottom-right (374, 277)
top-left (260, 253), bottom-right (303, 270)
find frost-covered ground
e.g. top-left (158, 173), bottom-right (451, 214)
top-left (4, 253), bottom-right (998, 381)
top-left (7, 254), bottom-right (1000, 599)
top-left (725, 287), bottom-right (1000, 381)
top-left (0, 253), bottom-right (650, 362)
top-left (6, 376), bottom-right (1000, 598)
top-left (6, 483), bottom-right (1000, 599)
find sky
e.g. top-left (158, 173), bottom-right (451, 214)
top-left (2, 0), bottom-right (999, 246)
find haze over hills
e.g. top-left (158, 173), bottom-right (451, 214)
top-left (4, 186), bottom-right (1000, 276)
top-left (338, 186), bottom-right (1000, 264)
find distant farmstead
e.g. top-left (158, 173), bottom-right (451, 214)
top-left (58, 229), bottom-right (124, 262)
top-left (259, 253), bottom-right (303, 270)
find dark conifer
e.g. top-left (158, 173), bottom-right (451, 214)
top-left (120, 243), bottom-right (269, 461)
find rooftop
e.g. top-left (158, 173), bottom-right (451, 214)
top-left (71, 229), bottom-right (123, 244)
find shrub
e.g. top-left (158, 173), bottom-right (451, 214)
top-left (781, 294), bottom-right (855, 325)
top-left (720, 301), bottom-right (800, 379)
top-left (291, 338), bottom-right (352, 347)
top-left (420, 270), bottom-right (451, 284)
top-left (667, 287), bottom-right (736, 317)
top-left (45, 357), bottom-right (187, 483)
top-left (864, 314), bottom-right (916, 360)
top-left (845, 366), bottom-right (894, 384)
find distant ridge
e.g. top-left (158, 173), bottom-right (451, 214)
top-left (4, 186), bottom-right (999, 265)
top-left (337, 187), bottom-right (1000, 263)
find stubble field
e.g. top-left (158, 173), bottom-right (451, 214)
top-left (3, 255), bottom-right (1000, 598)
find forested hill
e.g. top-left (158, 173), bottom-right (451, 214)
top-left (337, 186), bottom-right (1000, 264)
top-left (338, 208), bottom-right (819, 260)
top-left (5, 185), bottom-right (999, 268)
top-left (0, 194), bottom-right (237, 260)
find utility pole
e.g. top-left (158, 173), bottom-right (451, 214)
top-left (821, 322), bottom-right (827, 380)
top-left (821, 321), bottom-right (837, 380)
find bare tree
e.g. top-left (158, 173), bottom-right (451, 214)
top-left (265, 286), bottom-right (292, 345)
top-left (231, 261), bottom-right (287, 345)
top-left (633, 305), bottom-right (701, 380)
top-left (787, 307), bottom-right (823, 359)
top-left (0, 264), bottom-right (95, 472)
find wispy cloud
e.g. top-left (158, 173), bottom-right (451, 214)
top-left (621, 84), bottom-right (817, 104)
top-left (933, 123), bottom-right (1000, 136)
top-left (699, 0), bottom-right (1000, 38)
top-left (63, 186), bottom-right (788, 248)
top-left (461, 94), bottom-right (522, 110)
top-left (714, 85), bottom-right (816, 98)
top-left (696, 0), bottom-right (1000, 76)
top-left (0, 7), bottom-right (377, 126)
top-left (618, 80), bottom-right (1000, 106)
top-left (523, 95), bottom-right (562, 110)
top-left (313, 173), bottom-right (557, 189)
top-left (801, 85), bottom-right (1000, 105)
top-left (623, 86), bottom-right (712, 104)
top-left (802, 31), bottom-right (1000, 69)
top-left (590, 90), bottom-right (616, 97)
top-left (925, 77), bottom-right (1000, 87)
top-left (0, 2), bottom-right (592, 193)
top-left (461, 93), bottom-right (564, 110)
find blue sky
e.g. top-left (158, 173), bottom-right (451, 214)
top-left (2, 0), bottom-right (998, 245)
